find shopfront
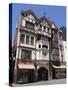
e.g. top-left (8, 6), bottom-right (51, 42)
top-left (17, 63), bottom-right (35, 83)
top-left (52, 65), bottom-right (66, 79)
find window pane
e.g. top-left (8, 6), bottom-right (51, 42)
top-left (31, 37), bottom-right (34, 45)
top-left (42, 45), bottom-right (48, 49)
top-left (52, 54), bottom-right (59, 60)
top-left (44, 26), bottom-right (46, 30)
top-left (20, 34), bottom-right (25, 43)
top-left (42, 50), bottom-right (47, 56)
top-left (21, 50), bottom-right (31, 60)
top-left (39, 44), bottom-right (41, 48)
top-left (26, 36), bottom-right (29, 44)
top-left (39, 51), bottom-right (41, 58)
top-left (40, 25), bottom-right (42, 29)
top-left (21, 50), bottom-right (25, 59)
top-left (26, 21), bottom-right (35, 30)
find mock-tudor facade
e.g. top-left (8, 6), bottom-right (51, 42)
top-left (13, 10), bottom-right (66, 84)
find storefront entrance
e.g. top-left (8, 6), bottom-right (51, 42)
top-left (17, 69), bottom-right (35, 84)
top-left (37, 67), bottom-right (48, 81)
top-left (52, 65), bottom-right (66, 79)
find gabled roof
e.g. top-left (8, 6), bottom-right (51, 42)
top-left (38, 16), bottom-right (52, 28)
top-left (21, 9), bottom-right (38, 20)
top-left (51, 21), bottom-right (58, 29)
top-left (21, 9), bottom-right (58, 29)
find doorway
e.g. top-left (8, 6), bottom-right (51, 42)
top-left (37, 67), bottom-right (48, 81)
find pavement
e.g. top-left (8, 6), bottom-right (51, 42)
top-left (13, 78), bottom-right (66, 87)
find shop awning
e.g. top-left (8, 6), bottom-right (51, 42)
top-left (52, 65), bottom-right (66, 69)
top-left (18, 63), bottom-right (35, 69)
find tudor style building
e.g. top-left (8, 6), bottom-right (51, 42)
top-left (13, 10), bottom-right (66, 84)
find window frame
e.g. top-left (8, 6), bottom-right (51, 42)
top-left (20, 34), bottom-right (25, 44)
top-left (31, 36), bottom-right (34, 45)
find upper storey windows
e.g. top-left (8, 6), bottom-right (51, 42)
top-left (20, 33), bottom-right (35, 46)
top-left (21, 10), bottom-right (51, 35)
top-left (39, 24), bottom-right (51, 33)
top-left (26, 21), bottom-right (35, 30)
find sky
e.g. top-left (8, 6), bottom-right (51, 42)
top-left (11, 3), bottom-right (66, 46)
